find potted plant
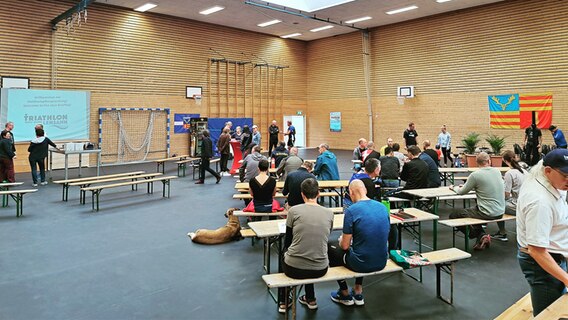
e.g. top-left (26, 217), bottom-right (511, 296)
top-left (486, 134), bottom-right (506, 167)
top-left (461, 132), bottom-right (481, 167)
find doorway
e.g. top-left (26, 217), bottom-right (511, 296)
top-left (283, 115), bottom-right (305, 148)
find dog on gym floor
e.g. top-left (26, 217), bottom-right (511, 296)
top-left (188, 208), bottom-right (241, 244)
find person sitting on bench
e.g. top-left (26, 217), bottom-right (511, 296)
top-left (278, 178), bottom-right (334, 313)
top-left (491, 150), bottom-right (527, 242)
top-left (449, 152), bottom-right (505, 250)
top-left (328, 179), bottom-right (390, 306)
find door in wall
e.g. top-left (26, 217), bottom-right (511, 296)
top-left (283, 115), bottom-right (305, 148)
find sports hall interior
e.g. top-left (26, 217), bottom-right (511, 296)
top-left (0, 0), bottom-right (567, 319)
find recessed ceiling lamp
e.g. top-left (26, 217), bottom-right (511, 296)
top-left (134, 3), bottom-right (157, 12)
top-left (386, 5), bottom-right (418, 15)
top-left (436, 0), bottom-right (453, 2)
top-left (280, 33), bottom-right (302, 38)
top-left (257, 19), bottom-right (281, 27)
top-left (199, 5), bottom-right (225, 15)
top-left (345, 16), bottom-right (372, 24)
top-left (310, 25), bottom-right (334, 32)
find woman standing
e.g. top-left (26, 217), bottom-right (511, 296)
top-left (217, 128), bottom-right (231, 175)
top-left (28, 128), bottom-right (58, 186)
top-left (437, 125), bottom-right (453, 167)
top-left (0, 131), bottom-right (16, 182)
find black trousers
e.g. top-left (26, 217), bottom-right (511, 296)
top-left (220, 153), bottom-right (230, 172)
top-left (199, 157), bottom-right (220, 181)
top-left (268, 137), bottom-right (278, 155)
top-left (525, 144), bottom-right (540, 166)
top-left (278, 261), bottom-right (327, 303)
top-left (442, 147), bottom-right (453, 166)
top-left (327, 241), bottom-right (363, 291)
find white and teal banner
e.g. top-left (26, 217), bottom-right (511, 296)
top-left (1, 89), bottom-right (90, 141)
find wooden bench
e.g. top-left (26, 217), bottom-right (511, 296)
top-left (0, 189), bottom-right (38, 217)
top-left (438, 193), bottom-right (477, 208)
top-left (263, 248), bottom-right (471, 319)
top-left (53, 171), bottom-right (145, 201)
top-left (154, 155), bottom-right (189, 174)
top-left (232, 207), bottom-right (344, 217)
top-left (81, 176), bottom-right (177, 211)
top-left (438, 214), bottom-right (517, 252)
top-left (69, 173), bottom-right (163, 204)
top-left (192, 158), bottom-right (221, 180)
top-left (0, 182), bottom-right (24, 207)
top-left (175, 157), bottom-right (198, 177)
top-left (495, 292), bottom-right (533, 320)
top-left (232, 191), bottom-right (338, 201)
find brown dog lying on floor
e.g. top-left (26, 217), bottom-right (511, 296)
top-left (188, 208), bottom-right (242, 244)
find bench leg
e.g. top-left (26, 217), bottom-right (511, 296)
top-left (90, 190), bottom-right (101, 212)
top-left (436, 262), bottom-right (455, 305)
top-left (10, 193), bottom-right (23, 217)
top-left (464, 226), bottom-right (470, 253)
top-left (63, 184), bottom-right (70, 202)
top-left (433, 221), bottom-right (438, 250)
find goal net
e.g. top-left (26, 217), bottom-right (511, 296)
top-left (99, 108), bottom-right (169, 164)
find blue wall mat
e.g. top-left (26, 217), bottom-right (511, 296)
top-left (208, 118), bottom-right (253, 156)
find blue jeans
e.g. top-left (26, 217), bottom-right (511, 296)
top-left (29, 158), bottom-right (46, 184)
top-left (382, 179), bottom-right (400, 188)
top-left (518, 250), bottom-right (567, 316)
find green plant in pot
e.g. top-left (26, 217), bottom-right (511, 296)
top-left (461, 132), bottom-right (481, 167)
top-left (486, 134), bottom-right (507, 167)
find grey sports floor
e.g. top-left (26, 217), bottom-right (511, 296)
top-left (0, 149), bottom-right (527, 319)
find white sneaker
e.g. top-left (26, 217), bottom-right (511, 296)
top-left (40, 181), bottom-right (48, 186)
top-left (32, 183), bottom-right (38, 187)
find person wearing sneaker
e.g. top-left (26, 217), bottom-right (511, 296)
top-left (278, 178), bottom-right (334, 313)
top-left (28, 128), bottom-right (58, 187)
top-left (492, 150), bottom-right (527, 242)
top-left (216, 127), bottom-right (231, 175)
top-left (195, 130), bottom-right (221, 185)
top-left (449, 152), bottom-right (505, 250)
top-left (517, 149), bottom-right (568, 316)
top-left (328, 179), bottom-right (390, 307)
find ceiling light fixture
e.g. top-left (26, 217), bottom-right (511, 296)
top-left (386, 5), bottom-right (418, 15)
top-left (344, 16), bottom-right (372, 24)
top-left (134, 3), bottom-right (157, 12)
top-left (436, 0), bottom-right (453, 2)
top-left (199, 5), bottom-right (225, 15)
top-left (257, 19), bottom-right (281, 27)
top-left (310, 25), bottom-right (334, 32)
top-left (280, 33), bottom-right (302, 38)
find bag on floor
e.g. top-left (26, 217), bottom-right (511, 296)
top-left (389, 250), bottom-right (431, 269)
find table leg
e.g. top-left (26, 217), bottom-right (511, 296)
top-left (78, 154), bottom-right (82, 177)
top-left (65, 154), bottom-right (69, 180)
top-left (433, 221), bottom-right (438, 250)
top-left (97, 152), bottom-right (101, 176)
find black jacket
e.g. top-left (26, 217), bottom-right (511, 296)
top-left (28, 137), bottom-right (57, 160)
top-left (0, 139), bottom-right (15, 159)
top-left (200, 136), bottom-right (214, 158)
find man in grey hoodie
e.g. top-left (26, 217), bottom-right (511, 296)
top-left (28, 128), bottom-right (58, 186)
top-left (239, 145), bottom-right (267, 182)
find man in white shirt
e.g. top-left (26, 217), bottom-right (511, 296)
top-left (516, 149), bottom-right (568, 316)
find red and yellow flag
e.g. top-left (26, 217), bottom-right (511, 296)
top-left (519, 94), bottom-right (552, 129)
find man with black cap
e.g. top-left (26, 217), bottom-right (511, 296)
top-left (549, 125), bottom-right (567, 149)
top-left (516, 148), bottom-right (568, 316)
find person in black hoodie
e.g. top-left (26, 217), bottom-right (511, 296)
top-left (28, 128), bottom-right (58, 186)
top-left (240, 125), bottom-right (252, 154)
top-left (0, 130), bottom-right (16, 182)
top-left (195, 129), bottom-right (221, 184)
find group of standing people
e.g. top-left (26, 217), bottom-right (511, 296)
top-left (0, 122), bottom-right (56, 186)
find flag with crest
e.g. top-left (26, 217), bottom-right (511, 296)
top-left (488, 93), bottom-right (552, 129)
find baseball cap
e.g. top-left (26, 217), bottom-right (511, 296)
top-left (543, 149), bottom-right (568, 174)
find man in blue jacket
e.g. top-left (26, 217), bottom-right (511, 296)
top-left (313, 143), bottom-right (340, 181)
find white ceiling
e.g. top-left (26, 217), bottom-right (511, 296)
top-left (94, 0), bottom-right (505, 41)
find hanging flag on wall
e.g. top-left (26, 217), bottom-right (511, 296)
top-left (488, 93), bottom-right (552, 129)
top-left (174, 113), bottom-right (200, 134)
top-left (519, 94), bottom-right (552, 129)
